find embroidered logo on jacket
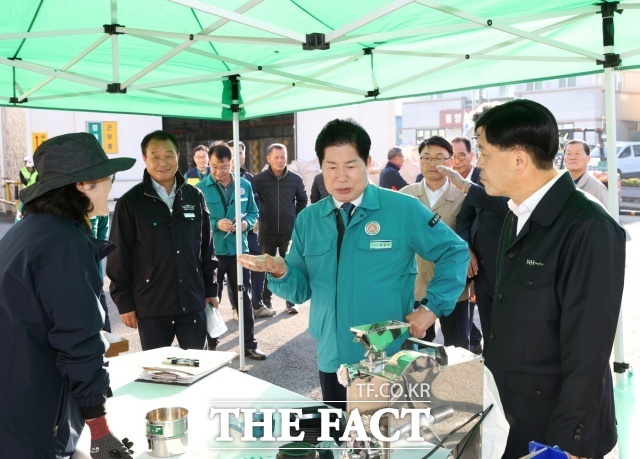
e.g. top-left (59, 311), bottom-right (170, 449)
top-left (365, 221), bottom-right (380, 236)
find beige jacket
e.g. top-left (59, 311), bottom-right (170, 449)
top-left (401, 180), bottom-right (470, 302)
top-left (576, 171), bottom-right (609, 210)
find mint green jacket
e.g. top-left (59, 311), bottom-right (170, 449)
top-left (196, 173), bottom-right (258, 256)
top-left (268, 184), bottom-right (469, 372)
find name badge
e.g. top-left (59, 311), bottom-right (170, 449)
top-left (370, 240), bottom-right (392, 250)
top-left (184, 212), bottom-right (196, 219)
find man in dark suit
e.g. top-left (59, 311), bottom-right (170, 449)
top-left (379, 146), bottom-right (408, 190)
top-left (446, 136), bottom-right (509, 345)
top-left (440, 99), bottom-right (625, 458)
top-left (450, 136), bottom-right (491, 353)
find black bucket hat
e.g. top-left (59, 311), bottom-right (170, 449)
top-left (20, 132), bottom-right (136, 205)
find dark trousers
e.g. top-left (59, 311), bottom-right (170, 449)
top-left (137, 309), bottom-right (207, 351)
top-left (425, 299), bottom-right (470, 349)
top-left (227, 248), bottom-right (265, 310)
top-left (212, 255), bottom-right (257, 350)
top-left (99, 290), bottom-right (111, 332)
top-left (259, 232), bottom-right (294, 308)
top-left (319, 370), bottom-right (346, 411)
top-left (469, 300), bottom-right (482, 347)
top-left (474, 263), bottom-right (494, 338)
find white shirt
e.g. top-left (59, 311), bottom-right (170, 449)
top-left (464, 164), bottom-right (476, 181)
top-left (332, 194), bottom-right (364, 217)
top-left (423, 179), bottom-right (449, 207)
top-left (150, 176), bottom-right (177, 211)
top-left (507, 170), bottom-right (565, 235)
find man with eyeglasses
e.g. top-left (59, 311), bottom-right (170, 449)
top-left (442, 134), bottom-right (509, 349)
top-left (442, 100), bottom-right (624, 458)
top-left (196, 143), bottom-right (266, 359)
top-left (400, 136), bottom-right (472, 349)
top-left (108, 130), bottom-right (219, 351)
top-left (379, 146), bottom-right (409, 191)
top-left (450, 136), bottom-right (484, 354)
top-left (228, 140), bottom-right (275, 320)
top-left (184, 145), bottom-right (210, 185)
top-left (451, 137), bottom-right (479, 182)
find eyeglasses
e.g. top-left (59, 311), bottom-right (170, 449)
top-left (210, 165), bottom-right (231, 172)
top-left (453, 153), bottom-right (469, 161)
top-left (420, 156), bottom-right (451, 164)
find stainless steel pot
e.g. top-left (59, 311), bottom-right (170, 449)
top-left (146, 407), bottom-right (189, 457)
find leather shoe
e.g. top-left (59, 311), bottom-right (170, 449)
top-left (470, 343), bottom-right (483, 355)
top-left (286, 305), bottom-right (299, 314)
top-left (245, 348), bottom-right (267, 360)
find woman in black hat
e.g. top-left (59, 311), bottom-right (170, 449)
top-left (0, 133), bottom-right (135, 458)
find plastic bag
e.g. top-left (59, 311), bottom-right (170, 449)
top-left (205, 304), bottom-right (227, 338)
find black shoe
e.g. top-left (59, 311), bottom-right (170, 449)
top-left (245, 348), bottom-right (267, 360)
top-left (470, 343), bottom-right (483, 355)
top-left (286, 305), bottom-right (299, 314)
top-left (263, 299), bottom-right (273, 310)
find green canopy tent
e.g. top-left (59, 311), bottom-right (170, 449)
top-left (1, 1), bottom-right (637, 442)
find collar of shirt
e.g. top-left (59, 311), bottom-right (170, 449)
top-left (464, 164), bottom-right (476, 181)
top-left (507, 170), bottom-right (564, 235)
top-left (150, 176), bottom-right (177, 210)
top-left (332, 193), bottom-right (364, 216)
top-left (423, 178), bottom-right (449, 207)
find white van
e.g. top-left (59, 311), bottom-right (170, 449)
top-left (591, 142), bottom-right (640, 178)
top-left (614, 142), bottom-right (640, 178)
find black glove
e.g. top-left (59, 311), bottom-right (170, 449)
top-left (90, 434), bottom-right (134, 458)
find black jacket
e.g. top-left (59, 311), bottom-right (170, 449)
top-left (0, 213), bottom-right (111, 457)
top-left (240, 167), bottom-right (261, 253)
top-left (455, 167), bottom-right (509, 285)
top-left (254, 166), bottom-right (308, 235)
top-left (379, 161), bottom-right (408, 190)
top-left (485, 172), bottom-right (625, 458)
top-left (310, 172), bottom-right (329, 203)
top-left (107, 170), bottom-right (219, 318)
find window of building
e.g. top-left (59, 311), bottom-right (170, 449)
top-left (558, 77), bottom-right (577, 88)
top-left (499, 85), bottom-right (513, 98)
top-left (525, 81), bottom-right (543, 91)
top-left (416, 129), bottom-right (445, 144)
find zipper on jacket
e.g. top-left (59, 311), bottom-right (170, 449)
top-left (144, 192), bottom-right (174, 215)
top-left (53, 379), bottom-right (69, 437)
top-left (277, 177), bottom-right (280, 233)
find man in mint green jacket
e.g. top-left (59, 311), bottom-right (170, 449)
top-left (197, 143), bottom-right (266, 359)
top-left (239, 119), bottom-right (469, 403)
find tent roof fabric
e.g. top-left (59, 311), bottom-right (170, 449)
top-left (1, 0), bottom-right (639, 119)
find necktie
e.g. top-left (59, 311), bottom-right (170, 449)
top-left (341, 202), bottom-right (355, 226)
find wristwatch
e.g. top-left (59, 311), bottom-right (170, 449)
top-left (419, 298), bottom-right (431, 313)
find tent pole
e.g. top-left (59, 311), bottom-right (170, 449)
top-left (230, 76), bottom-right (246, 371)
top-left (605, 67), bottom-right (626, 384)
top-left (110, 0), bottom-right (120, 84)
top-left (600, 1), bottom-right (627, 383)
